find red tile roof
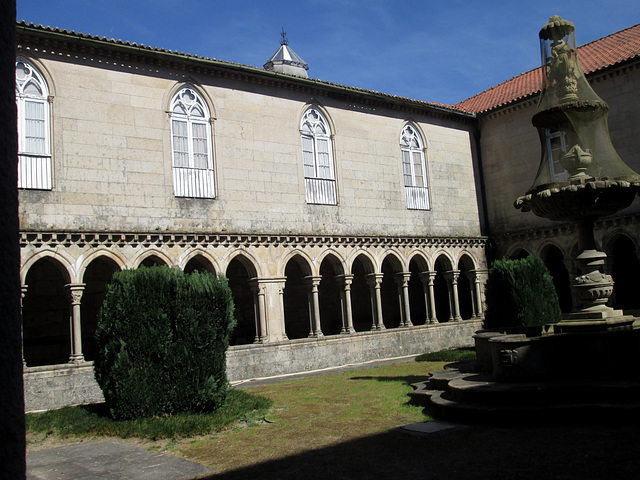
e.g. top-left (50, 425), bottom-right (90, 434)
top-left (456, 23), bottom-right (640, 114)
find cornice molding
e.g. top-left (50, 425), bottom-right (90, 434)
top-left (16, 23), bottom-right (474, 123)
top-left (20, 229), bottom-right (488, 250)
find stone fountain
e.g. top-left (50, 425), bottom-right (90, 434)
top-left (410, 17), bottom-right (640, 422)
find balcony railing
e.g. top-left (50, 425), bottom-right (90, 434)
top-left (405, 185), bottom-right (429, 210)
top-left (305, 177), bottom-right (337, 205)
top-left (173, 166), bottom-right (215, 199)
top-left (18, 154), bottom-right (52, 190)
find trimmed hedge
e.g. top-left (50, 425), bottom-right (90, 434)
top-left (483, 255), bottom-right (562, 329)
top-left (94, 266), bottom-right (235, 420)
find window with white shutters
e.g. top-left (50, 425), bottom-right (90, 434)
top-left (300, 107), bottom-right (336, 205)
top-left (16, 58), bottom-right (52, 190)
top-left (400, 124), bottom-right (429, 210)
top-left (170, 87), bottom-right (215, 198)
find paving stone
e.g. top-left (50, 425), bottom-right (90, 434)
top-left (27, 440), bottom-right (214, 480)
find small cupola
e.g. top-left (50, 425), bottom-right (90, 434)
top-left (264, 28), bottom-right (309, 78)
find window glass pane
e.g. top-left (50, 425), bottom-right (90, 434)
top-left (302, 135), bottom-right (315, 177)
top-left (24, 100), bottom-right (46, 154)
top-left (172, 119), bottom-right (189, 167)
top-left (413, 152), bottom-right (424, 187)
top-left (316, 138), bottom-right (332, 179)
top-left (191, 122), bottom-right (209, 168)
top-left (402, 150), bottom-right (412, 186)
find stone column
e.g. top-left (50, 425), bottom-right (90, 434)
top-left (249, 279), bottom-right (268, 343)
top-left (469, 270), bottom-right (484, 318)
top-left (305, 276), bottom-right (323, 337)
top-left (276, 279), bottom-right (288, 341)
top-left (395, 272), bottom-right (413, 327)
top-left (366, 273), bottom-right (385, 330)
top-left (249, 282), bottom-right (261, 343)
top-left (426, 272), bottom-right (438, 323)
top-left (337, 274), bottom-right (355, 334)
top-left (66, 283), bottom-right (86, 364)
top-left (21, 285), bottom-right (27, 367)
top-left (418, 273), bottom-right (431, 324)
top-left (444, 271), bottom-right (462, 321)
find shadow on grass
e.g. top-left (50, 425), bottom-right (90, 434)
top-left (348, 375), bottom-right (431, 386)
top-left (198, 422), bottom-right (640, 480)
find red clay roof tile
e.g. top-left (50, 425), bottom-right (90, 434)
top-left (456, 23), bottom-right (640, 114)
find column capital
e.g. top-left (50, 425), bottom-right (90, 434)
top-left (65, 283), bottom-right (86, 305)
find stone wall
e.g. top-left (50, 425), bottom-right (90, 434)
top-left (24, 320), bottom-right (481, 412)
top-left (17, 50), bottom-right (481, 239)
top-left (479, 61), bottom-right (640, 238)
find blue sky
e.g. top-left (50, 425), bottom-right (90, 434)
top-left (17, 0), bottom-right (640, 105)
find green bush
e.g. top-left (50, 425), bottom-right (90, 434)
top-left (483, 255), bottom-right (562, 329)
top-left (94, 266), bottom-right (235, 420)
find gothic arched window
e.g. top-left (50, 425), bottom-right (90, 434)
top-left (16, 58), bottom-right (52, 190)
top-left (400, 124), bottom-right (429, 210)
top-left (300, 107), bottom-right (336, 205)
top-left (170, 86), bottom-right (215, 198)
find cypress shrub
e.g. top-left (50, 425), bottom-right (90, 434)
top-left (483, 255), bottom-right (562, 330)
top-left (94, 266), bottom-right (235, 420)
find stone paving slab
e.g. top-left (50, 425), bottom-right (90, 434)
top-left (395, 420), bottom-right (463, 436)
top-left (27, 440), bottom-right (214, 480)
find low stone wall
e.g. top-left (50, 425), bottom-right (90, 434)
top-left (24, 320), bottom-right (481, 412)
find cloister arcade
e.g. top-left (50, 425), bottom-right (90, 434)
top-left (503, 228), bottom-right (640, 315)
top-left (20, 233), bottom-right (487, 368)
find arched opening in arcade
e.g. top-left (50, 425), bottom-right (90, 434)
top-left (226, 256), bottom-right (258, 346)
top-left (408, 255), bottom-right (429, 325)
top-left (350, 254), bottom-right (375, 332)
top-left (610, 235), bottom-right (640, 311)
top-left (541, 245), bottom-right (573, 314)
top-left (457, 255), bottom-right (475, 320)
top-left (81, 256), bottom-right (121, 361)
top-left (283, 255), bottom-right (313, 339)
top-left (22, 257), bottom-right (71, 367)
top-left (319, 255), bottom-right (344, 336)
top-left (184, 254), bottom-right (216, 275)
top-left (381, 254), bottom-right (403, 328)
top-left (434, 255), bottom-right (452, 322)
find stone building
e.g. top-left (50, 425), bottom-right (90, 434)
top-left (18, 20), bottom-right (640, 411)
top-left (17, 23), bottom-right (487, 410)
top-left (458, 23), bottom-right (640, 315)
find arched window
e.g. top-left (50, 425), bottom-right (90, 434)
top-left (170, 86), bottom-right (215, 198)
top-left (300, 107), bottom-right (336, 205)
top-left (16, 58), bottom-right (52, 190)
top-left (400, 124), bottom-right (429, 210)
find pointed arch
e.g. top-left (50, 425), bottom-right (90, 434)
top-left (181, 249), bottom-right (218, 275)
top-left (22, 256), bottom-right (72, 366)
top-left (16, 56), bottom-right (53, 190)
top-left (132, 249), bottom-right (174, 268)
top-left (400, 122), bottom-right (429, 210)
top-left (169, 84), bottom-right (215, 198)
top-left (300, 105), bottom-right (337, 205)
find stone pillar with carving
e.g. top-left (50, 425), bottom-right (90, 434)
top-left (21, 285), bottom-right (28, 367)
top-left (66, 283), bottom-right (86, 364)
top-left (366, 273), bottom-right (385, 330)
top-left (249, 279), bottom-right (269, 343)
top-left (305, 276), bottom-right (323, 337)
top-left (276, 278), bottom-right (288, 341)
top-left (395, 272), bottom-right (413, 327)
top-left (444, 271), bottom-right (462, 321)
top-left (426, 272), bottom-right (438, 323)
top-left (471, 269), bottom-right (487, 318)
top-left (337, 274), bottom-right (355, 334)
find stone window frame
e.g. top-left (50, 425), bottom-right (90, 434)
top-left (15, 57), bottom-right (52, 190)
top-left (400, 123), bottom-right (430, 210)
top-left (300, 106), bottom-right (337, 205)
top-left (169, 85), bottom-right (216, 199)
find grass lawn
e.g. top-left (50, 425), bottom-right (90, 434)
top-left (26, 352), bottom-right (640, 479)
